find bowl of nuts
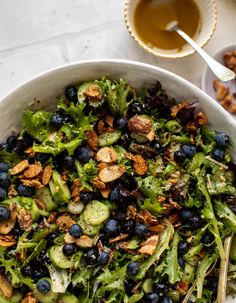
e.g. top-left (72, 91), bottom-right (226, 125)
top-left (202, 43), bottom-right (236, 116)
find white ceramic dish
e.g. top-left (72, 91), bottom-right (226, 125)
top-left (124, 0), bottom-right (217, 58)
top-left (201, 43), bottom-right (236, 101)
top-left (0, 59), bottom-right (235, 302)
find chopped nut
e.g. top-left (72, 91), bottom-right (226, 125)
top-left (47, 211), bottom-right (58, 224)
top-left (224, 51), bottom-right (236, 73)
top-left (97, 162), bottom-right (109, 171)
top-left (126, 153), bottom-right (148, 175)
top-left (98, 165), bottom-right (125, 183)
top-left (42, 165), bottom-right (52, 185)
top-left (148, 224), bottom-right (165, 232)
top-left (127, 205), bottom-right (137, 219)
top-left (138, 235), bottom-right (159, 255)
top-left (195, 112), bottom-right (207, 126)
top-left (109, 234), bottom-right (129, 243)
top-left (7, 184), bottom-right (18, 198)
top-left (0, 235), bottom-right (17, 247)
top-left (23, 163), bottom-right (42, 179)
top-left (21, 179), bottom-right (43, 188)
top-left (20, 292), bottom-right (37, 303)
top-left (128, 115), bottom-right (152, 134)
top-left (96, 147), bottom-right (118, 163)
top-left (97, 120), bottom-right (105, 134)
top-left (56, 215), bottom-right (76, 231)
top-left (71, 178), bottom-right (81, 203)
top-left (17, 208), bottom-right (33, 232)
top-left (171, 101), bottom-right (188, 118)
top-left (0, 273), bottom-right (13, 298)
top-left (105, 115), bottom-right (114, 127)
top-left (11, 160), bottom-right (29, 175)
top-left (100, 184), bottom-right (111, 198)
top-left (84, 84), bottom-right (102, 100)
top-left (76, 235), bottom-right (93, 248)
top-left (0, 203), bottom-right (17, 235)
top-left (87, 130), bottom-right (99, 150)
top-left (64, 232), bottom-right (76, 244)
top-left (34, 197), bottom-right (45, 210)
top-left (93, 176), bottom-right (106, 189)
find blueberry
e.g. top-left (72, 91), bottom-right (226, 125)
top-left (69, 224), bottom-right (83, 238)
top-left (189, 215), bottom-right (203, 228)
top-left (109, 188), bottom-right (121, 203)
top-left (212, 149), bottom-right (225, 162)
top-left (223, 195), bottom-right (236, 205)
top-left (0, 143), bottom-right (10, 151)
top-left (63, 114), bottom-right (74, 124)
top-left (182, 144), bottom-right (196, 158)
top-left (150, 140), bottom-right (163, 156)
top-left (104, 219), bottom-right (121, 237)
top-left (50, 112), bottom-right (64, 129)
top-left (118, 133), bottom-right (131, 149)
top-left (84, 249), bottom-right (98, 265)
top-left (127, 101), bottom-right (144, 117)
top-left (116, 211), bottom-right (127, 222)
top-left (75, 146), bottom-right (91, 163)
top-left (202, 232), bottom-right (214, 245)
top-left (62, 244), bottom-right (76, 257)
top-left (114, 117), bottom-right (128, 130)
top-left (127, 261), bottom-right (140, 275)
top-left (0, 162), bottom-right (8, 173)
top-left (180, 208), bottom-right (194, 222)
top-left (35, 153), bottom-right (51, 163)
top-left (32, 267), bottom-right (49, 280)
top-left (178, 241), bottom-right (189, 255)
top-left (215, 132), bottom-right (230, 149)
top-left (144, 292), bottom-right (160, 303)
top-left (23, 132), bottom-right (34, 146)
top-left (230, 205), bottom-right (236, 214)
top-left (205, 276), bottom-right (218, 291)
top-left (0, 206), bottom-right (10, 222)
top-left (174, 150), bottom-right (185, 163)
top-left (12, 223), bottom-right (24, 238)
top-left (65, 86), bottom-right (78, 103)
top-left (124, 220), bottom-right (135, 234)
top-left (37, 279), bottom-right (51, 294)
top-left (22, 264), bottom-right (34, 277)
top-left (0, 188), bottom-right (6, 201)
top-left (46, 232), bottom-right (59, 243)
top-left (60, 155), bottom-right (75, 171)
top-left (80, 191), bottom-right (94, 204)
top-left (0, 172), bottom-right (9, 189)
top-left (97, 251), bottom-right (109, 265)
top-left (134, 223), bottom-right (148, 238)
top-left (37, 251), bottom-right (51, 265)
top-left (160, 297), bottom-right (173, 303)
top-left (120, 175), bottom-right (138, 191)
top-left (178, 257), bottom-right (185, 269)
top-left (155, 284), bottom-right (168, 295)
top-left (6, 135), bottom-right (17, 149)
top-left (17, 184), bottom-right (34, 197)
top-left (99, 233), bottom-right (109, 245)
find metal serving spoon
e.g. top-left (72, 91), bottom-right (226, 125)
top-left (166, 21), bottom-right (235, 82)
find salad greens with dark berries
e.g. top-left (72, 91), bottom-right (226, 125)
top-left (0, 77), bottom-right (236, 303)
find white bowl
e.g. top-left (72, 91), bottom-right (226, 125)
top-left (124, 0), bottom-right (217, 58)
top-left (0, 59), bottom-right (235, 302)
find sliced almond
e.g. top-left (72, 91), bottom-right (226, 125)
top-left (0, 273), bottom-right (13, 298)
top-left (100, 184), bottom-right (111, 198)
top-left (34, 197), bottom-right (46, 210)
top-left (20, 292), bottom-right (37, 303)
top-left (93, 177), bottom-right (106, 189)
top-left (11, 160), bottom-right (29, 175)
top-left (17, 208), bottom-right (33, 232)
top-left (64, 232), bottom-right (76, 244)
top-left (87, 130), bottom-right (98, 150)
top-left (98, 165), bottom-right (125, 183)
top-left (23, 164), bottom-right (42, 179)
top-left (97, 162), bottom-right (109, 171)
top-left (109, 234), bottom-right (129, 243)
top-left (138, 235), bottom-right (159, 255)
top-left (0, 203), bottom-right (17, 235)
top-left (76, 235), bottom-right (93, 248)
top-left (42, 165), bottom-right (52, 185)
top-left (0, 235), bottom-right (17, 247)
top-left (96, 147), bottom-right (118, 163)
top-left (21, 179), bottom-right (43, 188)
top-left (56, 215), bottom-right (76, 231)
top-left (148, 225), bottom-right (165, 232)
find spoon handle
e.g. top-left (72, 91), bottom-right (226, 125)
top-left (175, 27), bottom-right (235, 82)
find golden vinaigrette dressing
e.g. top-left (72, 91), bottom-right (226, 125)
top-left (134, 0), bottom-right (201, 50)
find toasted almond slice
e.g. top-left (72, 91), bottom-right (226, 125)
top-left (0, 235), bottom-right (17, 247)
top-left (148, 225), bottom-right (165, 232)
top-left (96, 147), bottom-right (118, 163)
top-left (76, 235), bottom-right (93, 248)
top-left (145, 128), bottom-right (155, 141)
top-left (138, 235), bottom-right (159, 255)
top-left (0, 273), bottom-right (13, 298)
top-left (42, 165), bottom-right (52, 185)
top-left (20, 292), bottom-right (37, 303)
top-left (100, 184), bottom-right (111, 198)
top-left (11, 160), bottom-right (29, 175)
top-left (0, 203), bottom-right (17, 235)
top-left (98, 165), bottom-right (125, 183)
top-left (21, 179), bottom-right (43, 188)
top-left (109, 234), bottom-right (129, 243)
top-left (64, 232), bottom-right (76, 244)
top-left (17, 208), bottom-right (33, 232)
top-left (97, 162), bottom-right (109, 171)
top-left (56, 215), bottom-right (76, 231)
top-left (87, 130), bottom-right (98, 150)
top-left (105, 115), bottom-right (114, 127)
top-left (93, 177), bottom-right (106, 189)
top-left (133, 155), bottom-right (148, 176)
top-left (23, 164), bottom-right (42, 179)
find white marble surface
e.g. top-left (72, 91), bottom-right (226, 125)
top-left (0, 0), bottom-right (236, 98)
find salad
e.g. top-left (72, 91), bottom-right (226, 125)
top-left (0, 77), bottom-right (236, 303)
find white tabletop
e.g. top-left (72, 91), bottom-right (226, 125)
top-left (0, 0), bottom-right (235, 98)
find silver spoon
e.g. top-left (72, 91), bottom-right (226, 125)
top-left (166, 21), bottom-right (235, 82)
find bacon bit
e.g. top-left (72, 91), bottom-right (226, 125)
top-left (17, 208), bottom-right (33, 232)
top-left (47, 211), bottom-right (58, 224)
top-left (109, 234), bottom-right (129, 243)
top-left (0, 203), bottom-right (17, 235)
top-left (93, 176), bottom-right (106, 189)
top-left (64, 232), bottom-right (76, 244)
top-left (56, 215), bottom-right (76, 231)
top-left (76, 235), bottom-right (93, 248)
top-left (139, 235), bottom-right (159, 255)
top-left (98, 165), bottom-right (125, 183)
top-left (176, 281), bottom-right (189, 295)
top-left (126, 153), bottom-right (148, 176)
top-left (84, 84), bottom-right (102, 100)
top-left (96, 147), bottom-right (118, 163)
top-left (21, 179), bottom-right (43, 188)
top-left (171, 101), bottom-right (188, 118)
top-left (87, 130), bottom-right (99, 150)
top-left (97, 162), bottom-right (109, 171)
top-left (23, 163), bottom-right (42, 179)
top-left (8, 184), bottom-right (18, 198)
top-left (158, 196), bottom-right (166, 203)
top-left (11, 160), bottom-right (29, 175)
top-left (98, 120), bottom-right (105, 134)
top-left (34, 197), bottom-right (45, 210)
top-left (128, 115), bottom-right (152, 134)
top-left (127, 205), bottom-right (137, 219)
top-left (0, 273), bottom-right (13, 298)
top-left (100, 184), bottom-right (111, 198)
top-left (149, 224), bottom-right (165, 232)
top-left (20, 292), bottom-right (37, 303)
top-left (0, 235), bottom-right (17, 247)
top-left (42, 165), bottom-right (52, 185)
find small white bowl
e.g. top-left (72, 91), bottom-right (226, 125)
top-left (201, 43), bottom-right (236, 100)
top-left (124, 0), bottom-right (217, 59)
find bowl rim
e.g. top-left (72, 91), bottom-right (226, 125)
top-left (124, 0), bottom-right (217, 59)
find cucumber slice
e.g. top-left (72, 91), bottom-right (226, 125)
top-left (68, 201), bottom-right (84, 214)
top-left (35, 187), bottom-right (57, 211)
top-left (83, 200), bottom-right (110, 226)
top-left (98, 130), bottom-right (121, 147)
top-left (58, 293), bottom-right (79, 303)
top-left (49, 245), bottom-right (75, 269)
top-left (77, 215), bottom-right (101, 236)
